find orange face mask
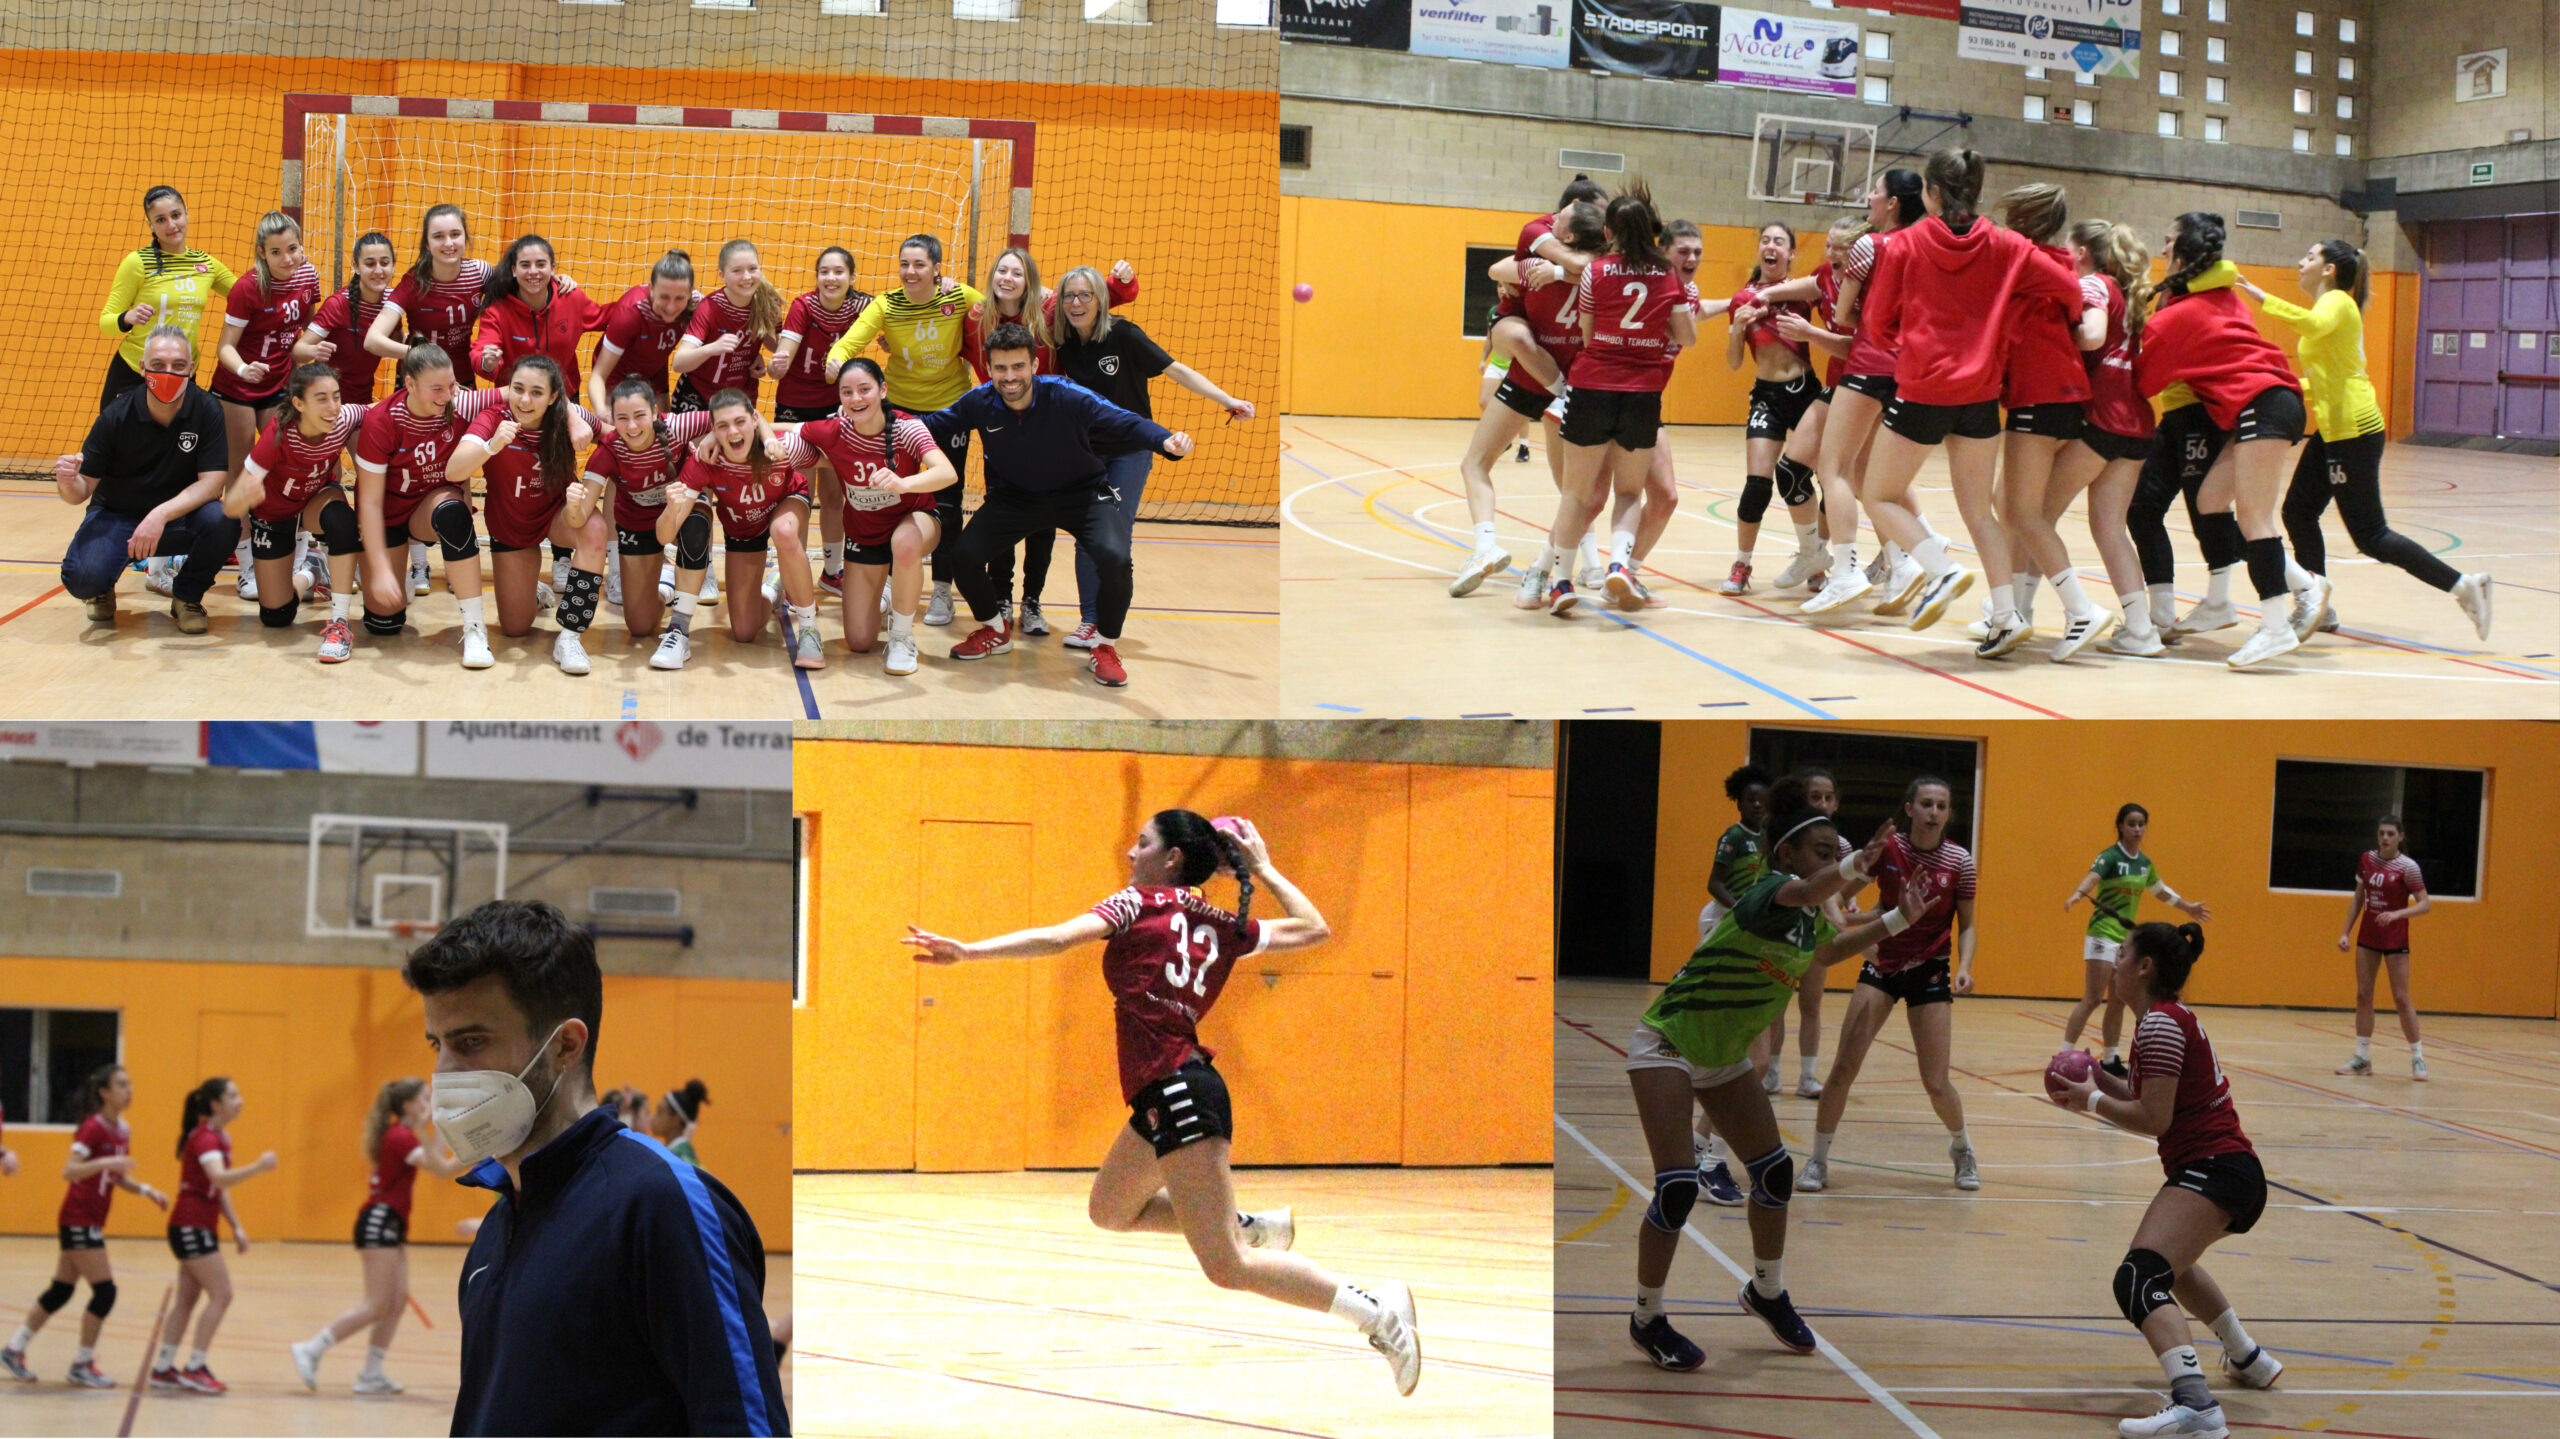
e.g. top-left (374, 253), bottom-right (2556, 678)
top-left (144, 371), bottom-right (189, 404)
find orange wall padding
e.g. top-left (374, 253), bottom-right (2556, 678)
top-left (1281, 195), bottom-right (2419, 441)
top-left (2, 52), bottom-right (1276, 509)
top-left (793, 740), bottom-right (1555, 1172)
top-left (0, 960), bottom-right (790, 1250)
top-left (1649, 722), bottom-right (2560, 1019)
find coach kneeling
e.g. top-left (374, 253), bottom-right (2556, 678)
top-left (56, 325), bottom-right (236, 633)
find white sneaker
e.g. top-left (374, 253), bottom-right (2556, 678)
top-left (1964, 614), bottom-right (1992, 641)
top-left (2050, 609), bottom-right (2118, 662)
top-left (699, 564), bottom-right (720, 606)
top-left (1863, 550), bottom-right (1893, 587)
top-left (409, 552), bottom-right (432, 597)
top-left (2223, 1345), bottom-right (2284, 1390)
top-left (1871, 557), bottom-right (1926, 616)
top-left (1761, 1066), bottom-right (1782, 1094)
top-left (762, 572), bottom-right (781, 607)
top-left (235, 566), bottom-right (258, 602)
top-left (2412, 1056), bottom-right (2429, 1083)
top-left (1795, 1074), bottom-right (1825, 1099)
top-left (1799, 568), bottom-right (1872, 615)
top-left (1797, 1156), bottom-right (1828, 1193)
top-left (1951, 1140), bottom-right (1981, 1191)
top-left (1062, 621), bottom-right (1102, 650)
top-left (1908, 567), bottom-right (1975, 631)
top-left (552, 629), bottom-right (591, 676)
top-left (2453, 573), bottom-right (2493, 641)
top-left (353, 1372), bottom-right (405, 1396)
top-left (2288, 573), bottom-right (2332, 640)
top-left (603, 563), bottom-right (623, 608)
top-left (1364, 1282), bottom-right (1421, 1397)
top-left (2101, 624), bottom-right (2166, 657)
top-left (2118, 1401), bottom-right (2227, 1438)
top-left (460, 624), bottom-right (493, 670)
top-left (1975, 613), bottom-right (2030, 659)
top-left (535, 580), bottom-right (556, 612)
top-left (1576, 561), bottom-right (1607, 591)
top-left (793, 623), bottom-right (826, 670)
top-left (1019, 600), bottom-right (1051, 636)
top-left (923, 581), bottom-right (955, 626)
top-left (1242, 1207), bottom-right (1294, 1251)
top-left (1449, 545), bottom-right (1511, 598)
top-left (1774, 546), bottom-right (1829, 589)
top-left (885, 632), bottom-right (919, 676)
top-left (289, 1338), bottom-right (322, 1391)
top-left (1512, 565), bottom-right (1552, 611)
top-left (143, 564), bottom-right (175, 598)
top-left (2166, 598), bottom-right (2237, 637)
top-left (650, 628), bottom-right (691, 670)
top-left (2227, 624), bottom-right (2299, 670)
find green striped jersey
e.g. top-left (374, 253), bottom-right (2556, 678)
top-left (2086, 844), bottom-right (2158, 942)
top-left (1644, 870), bottom-right (1834, 1068)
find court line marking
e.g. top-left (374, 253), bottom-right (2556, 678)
top-left (1555, 1115), bottom-right (1944, 1439)
top-left (801, 1350), bottom-right (1337, 1436)
top-left (1881, 1386), bottom-right (2560, 1397)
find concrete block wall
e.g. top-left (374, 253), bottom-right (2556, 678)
top-left (2370, 0), bottom-right (2553, 157)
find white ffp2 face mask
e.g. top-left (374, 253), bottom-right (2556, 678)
top-left (432, 1021), bottom-right (570, 1169)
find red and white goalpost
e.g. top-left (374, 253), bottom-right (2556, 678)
top-left (280, 93), bottom-right (1034, 299)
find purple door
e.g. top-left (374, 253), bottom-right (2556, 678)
top-left (2415, 215), bottom-right (2560, 441)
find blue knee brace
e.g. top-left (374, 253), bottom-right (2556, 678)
top-left (1643, 1168), bottom-right (1700, 1233)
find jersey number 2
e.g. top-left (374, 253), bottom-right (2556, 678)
top-left (1618, 282), bottom-right (1649, 330)
top-left (1163, 914), bottom-right (1220, 998)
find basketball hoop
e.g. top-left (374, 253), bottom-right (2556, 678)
top-left (384, 920), bottom-right (440, 944)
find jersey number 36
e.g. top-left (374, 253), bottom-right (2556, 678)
top-left (1163, 914), bottom-right (1221, 998)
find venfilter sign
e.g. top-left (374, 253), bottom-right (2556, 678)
top-left (1411, 0), bottom-right (1574, 67)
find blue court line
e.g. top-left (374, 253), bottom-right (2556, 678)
top-left (2261, 1174), bottom-right (2560, 1295)
top-left (621, 688), bottom-right (638, 719)
top-left (1311, 702), bottom-right (1362, 712)
top-left (795, 666), bottom-right (821, 719)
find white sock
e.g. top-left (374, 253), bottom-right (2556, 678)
top-left (1328, 1283), bottom-right (1384, 1333)
top-left (1473, 521), bottom-right (1498, 550)
top-left (2103, 1044), bottom-right (2120, 1063)
top-left (1831, 540), bottom-right (1858, 573)
top-left (889, 610), bottom-right (914, 640)
top-left (1800, 1054), bottom-right (1819, 1081)
top-left (1810, 1130), bottom-right (1835, 1165)
top-left (155, 1343), bottom-right (175, 1369)
top-left (2157, 1343), bottom-right (2205, 1385)
top-left (2205, 566), bottom-right (2232, 607)
top-left (72, 1346), bottom-right (92, 1365)
top-left (1947, 1126), bottom-right (1971, 1151)
top-left (1534, 543), bottom-right (1563, 575)
top-left (330, 590), bottom-right (351, 623)
top-left (1735, 540), bottom-right (1756, 561)
top-left (2053, 571), bottom-right (2098, 620)
top-left (823, 540), bottom-right (844, 573)
top-left (671, 590), bottom-right (699, 633)
top-left (1988, 583), bottom-right (2015, 622)
top-left (2147, 581), bottom-right (2177, 627)
top-left (789, 602), bottom-right (816, 630)
top-left (362, 1344), bottom-right (388, 1378)
top-left (1701, 1132), bottom-right (1729, 1166)
top-left (294, 533), bottom-right (310, 568)
top-left (7, 1325), bottom-right (30, 1352)
top-left (2013, 571), bottom-right (2038, 615)
top-left (2284, 556), bottom-right (2314, 592)
top-left (409, 540), bottom-right (427, 568)
top-left (1887, 539), bottom-right (1911, 564)
top-left (1612, 529), bottom-right (1636, 568)
top-left (1794, 522), bottom-right (1821, 552)
top-left (2258, 597), bottom-right (2291, 634)
top-left (458, 595), bottom-right (485, 629)
top-left (1633, 1283), bottom-right (1666, 1321)
top-left (1576, 535), bottom-right (1601, 572)
top-left (2119, 592), bottom-right (2151, 632)
top-left (187, 1348), bottom-right (207, 1370)
top-left (2410, 1040), bottom-right (2425, 1060)
top-left (1913, 534), bottom-right (1952, 578)
top-left (2209, 1308), bottom-right (2256, 1360)
top-left (311, 1325), bottom-right (338, 1351)
top-left (2355, 1035), bottom-right (2371, 1061)
top-left (1751, 1257), bottom-right (1784, 1299)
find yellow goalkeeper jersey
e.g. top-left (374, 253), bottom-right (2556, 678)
top-left (827, 280), bottom-right (985, 411)
top-left (100, 245), bottom-right (237, 373)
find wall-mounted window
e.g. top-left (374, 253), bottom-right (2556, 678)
top-left (2161, 31), bottom-right (2181, 57)
top-left (1744, 728), bottom-right (1985, 855)
top-left (2077, 69), bottom-right (2097, 86)
top-left (2024, 95), bottom-right (2047, 122)
top-left (1087, 0), bottom-right (1146, 23)
top-left (2074, 99), bottom-right (2094, 126)
top-left (2335, 133), bottom-right (2353, 156)
top-left (2206, 37), bottom-right (2226, 63)
top-left (2204, 115), bottom-right (2226, 142)
top-left (2161, 0), bottom-right (2179, 12)
top-left (2292, 127), bottom-right (2311, 151)
top-left (2293, 87), bottom-right (2314, 114)
top-left (2295, 10), bottom-right (2315, 36)
top-left (2025, 65), bottom-right (2046, 80)
top-left (2295, 50), bottom-right (2312, 75)
top-left (1864, 31), bottom-right (1890, 62)
top-left (2338, 56), bottom-right (2355, 81)
top-left (2269, 760), bottom-right (2484, 898)
top-left (792, 812), bottom-right (813, 1007)
top-left (2337, 94), bottom-right (2354, 120)
top-left (1462, 245), bottom-right (1509, 339)
top-left (2207, 0), bottom-right (2226, 22)
top-left (1215, 0), bottom-right (1273, 22)
top-left (2158, 111), bottom-right (2180, 137)
top-left (2160, 70), bottom-right (2180, 96)
top-left (1864, 76), bottom-right (1891, 104)
top-left (0, 1009), bottom-right (123, 1125)
top-left (2339, 17), bottom-right (2357, 43)
top-left (2205, 76), bottom-right (2226, 103)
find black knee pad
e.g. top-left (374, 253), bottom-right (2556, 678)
top-left (318, 498), bottom-right (361, 557)
top-left (86, 1280), bottom-right (115, 1319)
top-left (1737, 473), bottom-right (1775, 524)
top-left (259, 600), bottom-right (298, 629)
top-left (431, 498), bottom-right (479, 563)
top-left (1745, 1144), bottom-right (1794, 1210)
top-left (1643, 1167), bottom-right (1700, 1233)
top-left (364, 607), bottom-right (407, 636)
top-left (674, 510), bottom-right (713, 570)
top-left (1774, 456), bottom-right (1816, 507)
top-left (2113, 1247), bottom-right (2176, 1327)
top-left (37, 1280), bottom-right (74, 1314)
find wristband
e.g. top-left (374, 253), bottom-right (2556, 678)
top-left (1838, 853), bottom-right (1868, 887)
top-left (2155, 884), bottom-right (2182, 906)
top-left (1880, 908), bottom-right (1913, 936)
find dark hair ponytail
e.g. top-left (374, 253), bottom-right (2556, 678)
top-left (2315, 238), bottom-right (2368, 308)
top-left (665, 1078), bottom-right (710, 1123)
top-left (1764, 773), bottom-right (1813, 823)
top-left (1559, 173), bottom-right (1605, 209)
top-left (345, 230), bottom-right (395, 313)
top-left (1605, 180), bottom-right (1668, 273)
top-left (80, 1063), bottom-right (125, 1120)
top-left (1923, 148), bottom-right (1986, 225)
top-left (1151, 808), bottom-right (1255, 925)
top-left (2128, 920), bottom-right (2206, 998)
top-left (177, 1077), bottom-right (229, 1156)
top-left (1880, 167), bottom-right (1925, 228)
top-left (2161, 212), bottom-right (2227, 297)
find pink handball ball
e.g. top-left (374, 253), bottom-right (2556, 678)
top-left (1292, 282), bottom-right (1313, 303)
top-left (2045, 1048), bottom-right (2095, 1103)
top-left (1211, 816), bottom-right (1247, 839)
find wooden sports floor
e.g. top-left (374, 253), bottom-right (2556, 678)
top-left (0, 1234), bottom-right (792, 1436)
top-left (1282, 417), bottom-right (2558, 719)
top-left (1554, 976), bottom-right (2560, 1439)
top-left (0, 485), bottom-right (1276, 718)
top-left (793, 1167), bottom-right (1553, 1438)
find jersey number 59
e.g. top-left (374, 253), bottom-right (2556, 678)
top-left (1163, 914), bottom-right (1220, 998)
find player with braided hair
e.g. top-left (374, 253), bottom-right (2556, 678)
top-left (903, 812), bottom-right (1426, 1397)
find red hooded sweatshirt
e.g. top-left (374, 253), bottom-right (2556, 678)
top-left (2131, 261), bottom-right (2301, 428)
top-left (2001, 243), bottom-right (2098, 408)
top-left (1866, 215), bottom-right (2082, 407)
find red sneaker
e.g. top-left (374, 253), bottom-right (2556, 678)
top-left (178, 1364), bottom-right (227, 1394)
top-left (1087, 643), bottom-right (1128, 687)
top-left (1719, 559), bottom-right (1752, 596)
top-left (948, 623), bottom-right (1012, 660)
top-left (149, 1366), bottom-right (187, 1391)
top-left (817, 568), bottom-right (844, 597)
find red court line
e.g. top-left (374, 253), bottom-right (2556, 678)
top-left (0, 584), bottom-right (64, 628)
top-left (1561, 1014), bottom-right (1629, 1056)
top-left (2289, 1018), bottom-right (2560, 1074)
top-left (804, 1351), bottom-right (1335, 1436)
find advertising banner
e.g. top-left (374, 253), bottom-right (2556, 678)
top-left (0, 723), bottom-right (200, 768)
top-left (423, 721), bottom-right (794, 790)
top-left (1281, 0), bottom-right (1413, 49)
top-left (1573, 0), bottom-right (1721, 79)
top-left (1958, 0), bottom-right (2143, 78)
top-left (1410, 0), bottom-right (1573, 67)
top-left (1719, 6), bottom-right (1861, 97)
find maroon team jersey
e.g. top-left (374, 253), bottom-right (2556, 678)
top-left (2355, 852), bottom-right (2426, 952)
top-left (58, 1113), bottom-right (130, 1229)
top-left (242, 405), bottom-right (369, 522)
top-left (596, 285), bottom-right (691, 401)
top-left (674, 451), bottom-right (809, 541)
top-left (384, 260), bottom-right (493, 373)
top-left (585, 410), bottom-right (715, 534)
top-left (171, 1124), bottom-right (228, 1230)
top-left (464, 404), bottom-right (571, 549)
top-left (1732, 280), bottom-right (1812, 362)
top-left (1093, 885), bottom-right (1265, 1102)
top-left (2082, 276), bottom-right (2156, 441)
top-left (355, 387), bottom-right (505, 503)
top-left (1840, 231), bottom-right (1901, 379)
top-left (214, 262), bottom-right (322, 404)
top-left (2001, 251), bottom-right (2100, 408)
top-left (780, 413), bottom-right (939, 544)
top-left (776, 292), bottom-right (869, 409)
top-left (1568, 254), bottom-right (1698, 393)
top-left (1815, 260), bottom-right (1846, 389)
top-left (1494, 214), bottom-right (1557, 321)
top-left (1870, 830), bottom-right (1976, 974)
top-left (2132, 1000), bottom-right (2254, 1173)
top-left (303, 288), bottom-right (388, 402)
top-left (680, 290), bottom-right (771, 398)
top-left (368, 1122), bottom-right (420, 1221)
top-left (1499, 269), bottom-right (1587, 403)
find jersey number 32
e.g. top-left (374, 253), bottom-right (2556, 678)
top-left (1162, 913), bottom-right (1221, 998)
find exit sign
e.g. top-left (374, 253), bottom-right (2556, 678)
top-left (2471, 161), bottom-right (2495, 184)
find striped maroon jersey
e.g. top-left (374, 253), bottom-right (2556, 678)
top-left (2133, 1000), bottom-right (2253, 1172)
top-left (1092, 886), bottom-right (1263, 1102)
top-left (1870, 829), bottom-right (1975, 973)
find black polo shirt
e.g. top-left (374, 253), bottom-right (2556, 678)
top-left (79, 383), bottom-right (226, 518)
top-left (1057, 317), bottom-right (1174, 424)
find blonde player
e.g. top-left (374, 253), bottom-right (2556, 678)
top-left (290, 1079), bottom-right (470, 1394)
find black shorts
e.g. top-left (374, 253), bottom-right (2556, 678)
top-left (354, 1203), bottom-right (407, 1249)
top-left (849, 536), bottom-right (898, 566)
top-left (1858, 955), bottom-right (1953, 1008)
top-left (1492, 375), bottom-right (1554, 420)
top-left (774, 403), bottom-right (837, 424)
top-left (167, 1226), bottom-right (218, 1261)
top-left (1747, 373), bottom-right (1821, 442)
top-left (247, 512), bottom-right (306, 560)
top-left (2005, 401), bottom-right (2085, 439)
top-left (2168, 1149), bottom-right (2267, 1235)
top-left (59, 1225), bottom-right (105, 1251)
top-left (724, 531), bottom-right (769, 554)
top-left (486, 535), bottom-right (545, 554)
top-left (1560, 387), bottom-right (1663, 451)
top-left (2081, 426), bottom-right (2155, 464)
top-left (671, 382), bottom-right (712, 416)
top-left (1835, 371), bottom-right (1896, 404)
top-left (1128, 1058), bottom-right (1235, 1159)
top-left (617, 526), bottom-right (664, 556)
top-left (1883, 395), bottom-right (2002, 445)
top-left (2229, 385), bottom-right (2307, 446)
